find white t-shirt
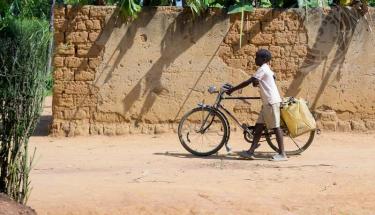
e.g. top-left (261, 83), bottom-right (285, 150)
top-left (253, 64), bottom-right (282, 105)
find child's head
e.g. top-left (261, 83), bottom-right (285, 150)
top-left (255, 49), bottom-right (272, 66)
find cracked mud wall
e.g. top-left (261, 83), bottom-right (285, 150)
top-left (51, 6), bottom-right (375, 136)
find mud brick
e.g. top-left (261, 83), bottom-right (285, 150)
top-left (54, 68), bottom-right (74, 81)
top-left (74, 122), bottom-right (90, 136)
top-left (89, 32), bottom-right (101, 42)
top-left (154, 124), bottom-right (170, 134)
top-left (285, 19), bottom-right (300, 31)
top-left (224, 58), bottom-right (248, 70)
top-left (337, 121), bottom-right (351, 132)
top-left (75, 95), bottom-right (98, 107)
top-left (241, 44), bottom-right (257, 56)
top-left (269, 46), bottom-right (282, 57)
top-left (322, 121), bottom-right (337, 131)
top-left (54, 94), bottom-right (74, 107)
top-left (103, 123), bottom-right (116, 135)
top-left (63, 82), bottom-right (94, 95)
top-left (62, 107), bottom-right (90, 120)
top-left (54, 6), bottom-right (66, 18)
top-left (292, 45), bottom-right (308, 57)
top-left (56, 43), bottom-right (75, 56)
top-left (261, 20), bottom-right (285, 32)
top-left (76, 44), bottom-right (104, 57)
top-left (116, 123), bottom-right (130, 135)
top-left (90, 123), bottom-right (104, 135)
top-left (248, 9), bottom-right (273, 21)
top-left (66, 31), bottom-right (88, 43)
top-left (66, 57), bottom-right (88, 68)
top-left (66, 5), bottom-right (90, 20)
top-left (283, 46), bottom-right (293, 57)
top-left (88, 58), bottom-right (102, 69)
top-left (53, 81), bottom-right (64, 94)
top-left (351, 120), bottom-right (367, 131)
top-left (142, 124), bottom-right (155, 134)
top-left (54, 57), bottom-right (65, 67)
top-left (80, 6), bottom-right (90, 16)
top-left (270, 58), bottom-right (286, 70)
top-left (365, 120), bottom-right (375, 130)
top-left (54, 19), bottom-right (67, 32)
top-left (315, 110), bottom-right (338, 121)
top-left (287, 33), bottom-right (298, 44)
top-left (85, 20), bottom-right (101, 30)
top-left (224, 32), bottom-right (240, 45)
top-left (75, 21), bottom-right (87, 31)
top-left (242, 21), bottom-right (261, 33)
top-left (274, 32), bottom-right (289, 45)
top-left (94, 112), bottom-right (125, 123)
top-left (74, 69), bottom-right (96, 81)
top-left (250, 33), bottom-right (272, 45)
top-left (285, 59), bottom-right (299, 71)
top-left (90, 7), bottom-right (110, 18)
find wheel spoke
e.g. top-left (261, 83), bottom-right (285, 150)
top-left (178, 108), bottom-right (227, 156)
top-left (266, 130), bottom-right (315, 155)
top-left (289, 136), bottom-right (303, 151)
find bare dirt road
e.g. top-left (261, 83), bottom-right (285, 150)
top-left (28, 131), bottom-right (375, 215)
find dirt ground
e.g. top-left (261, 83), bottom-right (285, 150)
top-left (0, 193), bottom-right (36, 215)
top-left (28, 97), bottom-right (375, 214)
top-left (28, 131), bottom-right (375, 215)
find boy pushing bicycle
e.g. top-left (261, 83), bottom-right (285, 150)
top-left (225, 49), bottom-right (287, 161)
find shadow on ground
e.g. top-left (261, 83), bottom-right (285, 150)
top-left (33, 116), bottom-right (52, 136)
top-left (154, 151), bottom-right (284, 161)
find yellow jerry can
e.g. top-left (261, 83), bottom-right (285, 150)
top-left (281, 97), bottom-right (316, 138)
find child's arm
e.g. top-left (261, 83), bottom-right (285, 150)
top-left (226, 77), bottom-right (258, 95)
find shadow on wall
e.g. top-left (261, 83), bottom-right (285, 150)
top-left (94, 8), bottom-right (158, 85)
top-left (62, 7), bottom-right (229, 125)
top-left (113, 9), bottom-right (228, 123)
top-left (61, 7), bottom-right (158, 122)
top-left (286, 7), bottom-right (367, 109)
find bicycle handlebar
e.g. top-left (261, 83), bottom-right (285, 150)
top-left (207, 85), bottom-right (260, 100)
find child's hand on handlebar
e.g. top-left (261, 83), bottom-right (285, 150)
top-left (222, 83), bottom-right (233, 95)
top-left (252, 79), bottom-right (259, 87)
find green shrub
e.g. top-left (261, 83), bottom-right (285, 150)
top-left (0, 18), bottom-right (51, 204)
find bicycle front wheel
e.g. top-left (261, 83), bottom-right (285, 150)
top-left (178, 107), bottom-right (228, 156)
top-left (266, 127), bottom-right (315, 156)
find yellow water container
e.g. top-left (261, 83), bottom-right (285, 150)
top-left (281, 97), bottom-right (316, 138)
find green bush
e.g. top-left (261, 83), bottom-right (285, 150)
top-left (0, 18), bottom-right (51, 204)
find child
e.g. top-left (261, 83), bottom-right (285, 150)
top-left (226, 49), bottom-right (287, 161)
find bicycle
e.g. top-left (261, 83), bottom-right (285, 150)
top-left (177, 84), bottom-right (318, 157)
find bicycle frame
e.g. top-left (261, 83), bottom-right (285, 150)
top-left (197, 89), bottom-right (262, 137)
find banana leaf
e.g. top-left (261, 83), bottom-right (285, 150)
top-left (228, 0), bottom-right (253, 48)
top-left (260, 0), bottom-right (272, 7)
top-left (227, 0), bottom-right (254, 14)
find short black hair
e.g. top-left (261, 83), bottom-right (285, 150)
top-left (256, 49), bottom-right (272, 63)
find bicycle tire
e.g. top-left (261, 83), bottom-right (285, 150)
top-left (266, 130), bottom-right (316, 155)
top-left (178, 107), bottom-right (228, 156)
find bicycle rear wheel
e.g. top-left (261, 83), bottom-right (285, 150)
top-left (178, 107), bottom-right (228, 156)
top-left (266, 126), bottom-right (315, 155)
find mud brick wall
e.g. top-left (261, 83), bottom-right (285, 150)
top-left (52, 6), bottom-right (375, 136)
